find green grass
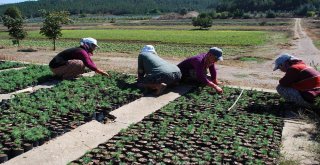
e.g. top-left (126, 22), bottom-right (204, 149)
top-left (0, 28), bottom-right (288, 58)
top-left (238, 56), bottom-right (269, 63)
top-left (314, 40), bottom-right (320, 50)
top-left (0, 39), bottom-right (253, 58)
top-left (239, 56), bottom-right (260, 61)
top-left (23, 29), bottom-right (269, 46)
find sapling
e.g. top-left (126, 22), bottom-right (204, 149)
top-left (82, 156), bottom-right (92, 164)
top-left (174, 126), bottom-right (182, 136)
top-left (13, 138), bottom-right (22, 148)
top-left (269, 150), bottom-right (278, 157)
top-left (112, 150), bottom-right (122, 161)
top-left (215, 155), bottom-right (222, 162)
top-left (172, 155), bottom-right (180, 163)
top-left (261, 149), bottom-right (268, 155)
top-left (186, 124), bottom-right (195, 134)
top-left (159, 128), bottom-right (167, 138)
top-left (204, 151), bottom-right (212, 161)
top-left (11, 127), bottom-right (22, 139)
top-left (266, 127), bottom-right (274, 136)
top-left (156, 152), bottom-right (164, 159)
top-left (262, 139), bottom-right (269, 146)
top-left (115, 141), bottom-right (124, 150)
top-left (3, 134), bottom-right (11, 142)
top-left (127, 152), bottom-right (136, 161)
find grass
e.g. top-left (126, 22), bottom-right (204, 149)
top-left (0, 23), bottom-right (289, 58)
top-left (279, 159), bottom-right (300, 165)
top-left (237, 56), bottom-right (269, 63)
top-left (314, 40), bottom-right (320, 50)
top-left (0, 39), bottom-right (258, 58)
top-left (22, 29), bottom-right (270, 46)
top-left (232, 73), bottom-right (248, 78)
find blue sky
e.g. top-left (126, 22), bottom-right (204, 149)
top-left (0, 0), bottom-right (29, 4)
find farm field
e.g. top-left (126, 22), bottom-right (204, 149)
top-left (0, 17), bottom-right (319, 165)
top-left (0, 18), bottom-right (290, 59)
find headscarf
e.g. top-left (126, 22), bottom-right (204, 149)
top-left (80, 37), bottom-right (100, 53)
top-left (141, 45), bottom-right (156, 54)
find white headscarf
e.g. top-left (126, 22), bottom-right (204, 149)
top-left (141, 45), bottom-right (156, 54)
top-left (80, 37), bottom-right (100, 49)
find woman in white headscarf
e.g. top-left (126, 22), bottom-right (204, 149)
top-left (137, 45), bottom-right (181, 95)
top-left (49, 37), bottom-right (109, 79)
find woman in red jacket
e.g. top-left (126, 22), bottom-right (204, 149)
top-left (274, 53), bottom-right (320, 108)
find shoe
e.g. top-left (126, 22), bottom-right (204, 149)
top-left (155, 83), bottom-right (167, 96)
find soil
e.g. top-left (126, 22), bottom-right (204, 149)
top-left (0, 18), bottom-right (319, 164)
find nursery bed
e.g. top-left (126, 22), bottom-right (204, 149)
top-left (71, 86), bottom-right (284, 164)
top-left (0, 72), bottom-right (143, 163)
top-left (0, 61), bottom-right (27, 71)
top-left (0, 65), bottom-right (53, 94)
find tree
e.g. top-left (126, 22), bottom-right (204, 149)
top-left (2, 6), bottom-right (27, 46)
top-left (192, 13), bottom-right (213, 30)
top-left (4, 6), bottom-right (22, 19)
top-left (40, 10), bottom-right (71, 51)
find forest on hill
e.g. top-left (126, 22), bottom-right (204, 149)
top-left (0, 0), bottom-right (319, 18)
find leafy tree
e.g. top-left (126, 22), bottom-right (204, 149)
top-left (1, 6), bottom-right (27, 46)
top-left (4, 6), bottom-right (22, 19)
top-left (233, 9), bottom-right (244, 18)
top-left (192, 13), bottom-right (212, 30)
top-left (179, 8), bottom-right (188, 15)
top-left (295, 4), bottom-right (317, 16)
top-left (40, 10), bottom-right (71, 51)
top-left (2, 6), bottom-right (22, 29)
top-left (266, 10), bottom-right (276, 18)
top-left (149, 9), bottom-right (161, 14)
top-left (208, 10), bottom-right (218, 19)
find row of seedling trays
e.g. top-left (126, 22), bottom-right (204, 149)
top-left (70, 87), bottom-right (284, 164)
top-left (0, 66), bottom-right (143, 163)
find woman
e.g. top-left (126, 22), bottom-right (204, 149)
top-left (137, 45), bottom-right (181, 95)
top-left (273, 53), bottom-right (320, 108)
top-left (49, 37), bottom-right (109, 79)
top-left (178, 47), bottom-right (223, 94)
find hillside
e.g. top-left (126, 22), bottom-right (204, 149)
top-left (0, 0), bottom-right (319, 18)
top-left (0, 0), bottom-right (216, 17)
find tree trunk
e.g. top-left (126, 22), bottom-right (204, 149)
top-left (53, 39), bottom-right (56, 51)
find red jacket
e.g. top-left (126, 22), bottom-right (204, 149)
top-left (280, 60), bottom-right (320, 103)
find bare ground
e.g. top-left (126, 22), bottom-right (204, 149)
top-left (0, 18), bottom-right (319, 164)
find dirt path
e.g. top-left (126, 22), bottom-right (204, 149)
top-left (279, 18), bottom-right (319, 164)
top-left (289, 18), bottom-right (320, 64)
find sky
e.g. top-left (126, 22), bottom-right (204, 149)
top-left (0, 0), bottom-right (30, 5)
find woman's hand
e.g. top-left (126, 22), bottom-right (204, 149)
top-left (214, 85), bottom-right (223, 94)
top-left (96, 69), bottom-right (110, 77)
top-left (213, 79), bottom-right (222, 85)
top-left (102, 71), bottom-right (110, 77)
top-left (208, 81), bottom-right (223, 94)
